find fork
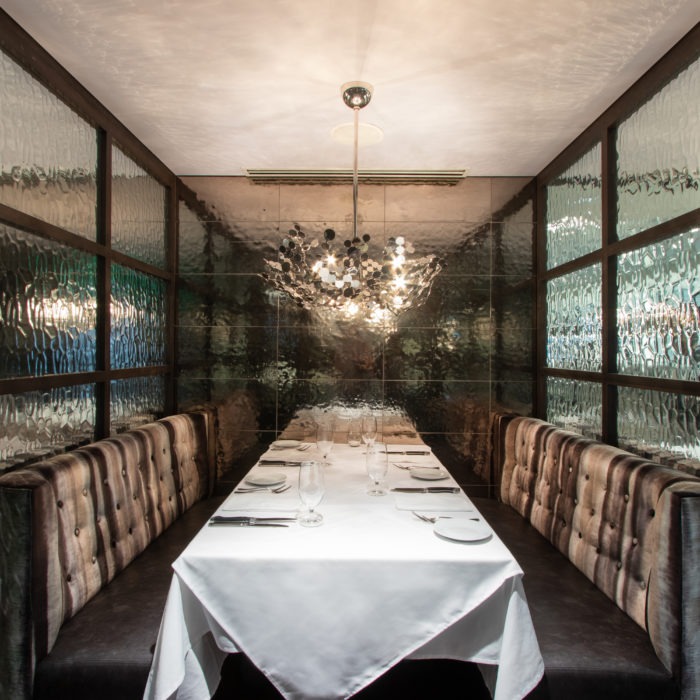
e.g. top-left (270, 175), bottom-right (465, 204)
top-left (393, 463), bottom-right (441, 470)
top-left (412, 511), bottom-right (481, 524)
top-left (234, 483), bottom-right (292, 494)
top-left (297, 443), bottom-right (312, 451)
top-left (412, 511), bottom-right (451, 523)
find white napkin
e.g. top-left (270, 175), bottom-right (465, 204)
top-left (393, 492), bottom-right (475, 512)
top-left (220, 490), bottom-right (300, 514)
top-left (258, 451), bottom-right (305, 465)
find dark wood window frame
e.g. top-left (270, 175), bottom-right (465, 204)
top-left (535, 23), bottom-right (700, 444)
top-left (0, 10), bottom-right (179, 439)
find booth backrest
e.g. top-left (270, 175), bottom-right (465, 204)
top-left (497, 415), bottom-right (700, 696)
top-left (0, 411), bottom-right (215, 687)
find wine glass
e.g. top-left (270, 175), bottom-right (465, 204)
top-left (298, 460), bottom-right (325, 526)
top-left (366, 445), bottom-right (388, 496)
top-left (361, 415), bottom-right (377, 450)
top-left (347, 419), bottom-right (362, 447)
top-left (316, 423), bottom-right (334, 466)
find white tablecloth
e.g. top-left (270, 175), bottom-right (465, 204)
top-left (144, 444), bottom-right (543, 700)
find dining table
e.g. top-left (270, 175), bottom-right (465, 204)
top-left (143, 437), bottom-right (544, 700)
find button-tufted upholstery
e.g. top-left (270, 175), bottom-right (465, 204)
top-left (496, 415), bottom-right (700, 700)
top-left (0, 411), bottom-right (216, 700)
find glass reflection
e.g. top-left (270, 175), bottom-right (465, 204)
top-left (617, 56), bottom-right (700, 240)
top-left (0, 49), bottom-right (98, 239)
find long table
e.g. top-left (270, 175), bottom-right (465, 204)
top-left (144, 441), bottom-right (543, 700)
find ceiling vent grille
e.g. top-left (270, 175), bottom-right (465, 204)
top-left (245, 169), bottom-right (468, 185)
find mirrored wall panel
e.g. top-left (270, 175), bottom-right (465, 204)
top-left (177, 177), bottom-right (535, 490)
top-left (111, 264), bottom-right (166, 369)
top-left (545, 143), bottom-right (601, 269)
top-left (111, 145), bottom-right (167, 268)
top-left (0, 223), bottom-right (97, 378)
top-left (546, 263), bottom-right (602, 371)
top-left (618, 228), bottom-right (700, 381)
top-left (110, 375), bottom-right (166, 434)
top-left (618, 386), bottom-right (699, 474)
top-left (545, 376), bottom-right (602, 439)
top-left (617, 55), bottom-right (700, 240)
top-left (0, 383), bottom-right (96, 469)
top-left (0, 49), bottom-right (98, 239)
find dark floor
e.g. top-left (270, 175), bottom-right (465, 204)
top-left (213, 655), bottom-right (493, 700)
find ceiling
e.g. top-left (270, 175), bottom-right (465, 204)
top-left (3, 1), bottom-right (698, 177)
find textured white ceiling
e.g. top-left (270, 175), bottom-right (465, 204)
top-left (2, 0), bottom-right (698, 176)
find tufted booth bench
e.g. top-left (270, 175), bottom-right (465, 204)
top-left (474, 415), bottom-right (700, 700)
top-left (0, 411), bottom-right (225, 700)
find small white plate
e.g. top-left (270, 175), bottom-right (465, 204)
top-left (410, 468), bottom-right (448, 481)
top-left (434, 519), bottom-right (491, 543)
top-left (245, 472), bottom-right (286, 487)
top-left (271, 440), bottom-right (301, 449)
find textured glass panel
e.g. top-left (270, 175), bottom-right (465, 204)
top-left (111, 264), bottom-right (166, 369)
top-left (546, 263), bottom-right (602, 371)
top-left (178, 200), bottom-right (213, 274)
top-left (0, 223), bottom-right (97, 378)
top-left (617, 57), bottom-right (700, 240)
top-left (546, 377), bottom-right (602, 440)
top-left (618, 229), bottom-right (700, 380)
top-left (618, 387), bottom-right (700, 474)
top-left (0, 384), bottom-right (95, 470)
top-left (110, 375), bottom-right (165, 434)
top-left (112, 145), bottom-right (167, 268)
top-left (546, 144), bottom-right (602, 269)
top-left (494, 199), bottom-right (533, 279)
top-left (0, 50), bottom-right (98, 239)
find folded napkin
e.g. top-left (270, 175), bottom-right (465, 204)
top-left (393, 492), bottom-right (475, 512)
top-left (220, 490), bottom-right (299, 513)
top-left (258, 457), bottom-right (303, 466)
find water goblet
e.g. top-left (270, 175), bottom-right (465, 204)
top-left (366, 445), bottom-right (388, 496)
top-left (298, 460), bottom-right (325, 526)
top-left (316, 423), bottom-right (334, 466)
top-left (361, 415), bottom-right (377, 450)
top-left (347, 419), bottom-right (362, 447)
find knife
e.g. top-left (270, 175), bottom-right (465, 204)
top-left (210, 515), bottom-right (297, 523)
top-left (209, 521), bottom-right (289, 527)
top-left (386, 450), bottom-right (430, 455)
top-left (258, 459), bottom-right (302, 466)
top-left (391, 487), bottom-right (461, 494)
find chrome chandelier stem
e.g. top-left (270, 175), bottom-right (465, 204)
top-left (352, 105), bottom-right (360, 241)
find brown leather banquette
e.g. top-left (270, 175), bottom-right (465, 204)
top-left (0, 411), bottom-right (222, 700)
top-left (477, 415), bottom-right (700, 700)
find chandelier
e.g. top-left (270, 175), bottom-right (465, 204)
top-left (262, 82), bottom-right (442, 323)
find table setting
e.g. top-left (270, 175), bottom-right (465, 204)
top-left (144, 422), bottom-right (544, 700)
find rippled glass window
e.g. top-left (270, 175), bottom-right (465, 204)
top-left (0, 223), bottom-right (97, 378)
top-left (0, 49), bottom-right (98, 239)
top-left (112, 145), bottom-right (167, 268)
top-left (0, 384), bottom-right (95, 468)
top-left (618, 387), bottom-right (700, 473)
top-left (110, 375), bottom-right (165, 434)
top-left (110, 264), bottom-right (166, 369)
top-left (546, 263), bottom-right (602, 371)
top-left (546, 144), bottom-right (602, 269)
top-left (618, 228), bottom-right (700, 381)
top-left (617, 56), bottom-right (700, 240)
top-left (545, 377), bottom-right (602, 440)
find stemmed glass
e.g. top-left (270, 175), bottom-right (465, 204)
top-left (347, 419), bottom-right (362, 447)
top-left (361, 415), bottom-right (377, 450)
top-left (298, 460), bottom-right (325, 526)
top-left (366, 445), bottom-right (388, 496)
top-left (316, 423), bottom-right (334, 466)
